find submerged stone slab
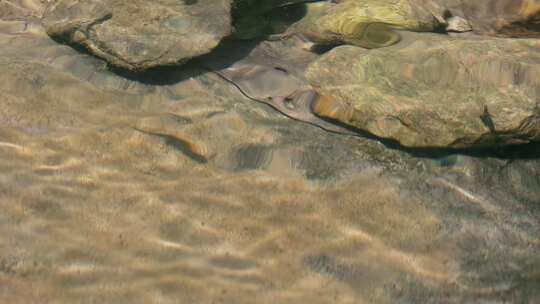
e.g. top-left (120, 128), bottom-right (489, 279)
top-left (306, 34), bottom-right (540, 148)
top-left (42, 0), bottom-right (232, 70)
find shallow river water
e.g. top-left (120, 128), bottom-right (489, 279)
top-left (0, 5), bottom-right (540, 304)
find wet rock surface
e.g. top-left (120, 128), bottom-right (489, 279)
top-left (42, 0), bottom-right (232, 70)
top-left (286, 0), bottom-right (441, 48)
top-left (306, 32), bottom-right (540, 148)
top-left (0, 2), bottom-right (540, 304)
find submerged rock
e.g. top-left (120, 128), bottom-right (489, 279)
top-left (42, 0), bottom-right (232, 70)
top-left (287, 0), bottom-right (441, 48)
top-left (445, 16), bottom-right (472, 33)
top-left (306, 33), bottom-right (540, 148)
top-left (432, 0), bottom-right (540, 37)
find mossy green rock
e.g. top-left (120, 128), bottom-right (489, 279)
top-left (306, 34), bottom-right (540, 148)
top-left (291, 0), bottom-right (441, 48)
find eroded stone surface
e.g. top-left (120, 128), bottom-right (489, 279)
top-left (288, 0), bottom-right (441, 48)
top-left (306, 33), bottom-right (540, 148)
top-left (42, 0), bottom-right (232, 70)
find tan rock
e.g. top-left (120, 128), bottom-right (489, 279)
top-left (42, 0), bottom-right (232, 70)
top-left (306, 33), bottom-right (540, 148)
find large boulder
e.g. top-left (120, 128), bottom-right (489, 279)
top-left (42, 0), bottom-right (232, 70)
top-left (306, 33), bottom-right (540, 148)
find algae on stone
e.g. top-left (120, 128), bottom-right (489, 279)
top-left (306, 34), bottom-right (540, 148)
top-left (289, 0), bottom-right (441, 48)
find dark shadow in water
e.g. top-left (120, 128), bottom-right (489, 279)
top-left (310, 44), bottom-right (340, 54)
top-left (304, 254), bottom-right (364, 282)
top-left (49, 29), bottom-right (217, 85)
top-left (106, 38), bottom-right (264, 86)
top-left (83, 3), bottom-right (309, 86)
top-left (316, 115), bottom-right (540, 160)
top-left (229, 144), bottom-right (273, 171)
